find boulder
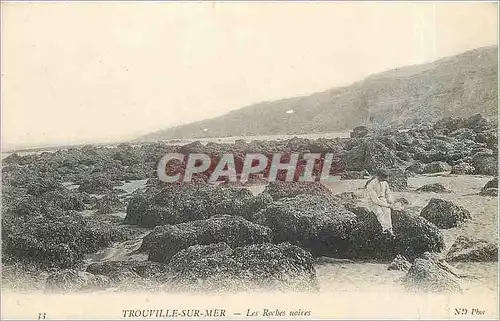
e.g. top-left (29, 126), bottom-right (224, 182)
top-left (451, 162), bottom-right (475, 175)
top-left (386, 169), bottom-right (408, 191)
top-left (395, 197), bottom-right (410, 205)
top-left (94, 192), bottom-right (126, 214)
top-left (388, 255), bottom-right (412, 271)
top-left (141, 215), bottom-right (272, 263)
top-left (422, 161), bottom-right (452, 174)
top-left (416, 183), bottom-right (451, 193)
top-left (262, 181), bottom-right (336, 202)
top-left (405, 163), bottom-right (425, 174)
top-left (433, 117), bottom-right (465, 132)
top-left (463, 114), bottom-right (491, 133)
top-left (449, 128), bottom-right (476, 141)
top-left (86, 261), bottom-right (169, 282)
top-left (479, 178), bottom-right (498, 196)
top-left (420, 198), bottom-right (472, 229)
top-left (255, 195), bottom-right (358, 257)
top-left (3, 212), bottom-right (128, 269)
top-left (343, 138), bottom-right (402, 173)
top-left (340, 171), bottom-right (367, 180)
top-left (446, 235), bottom-right (498, 262)
top-left (350, 126), bottom-right (369, 139)
top-left (472, 153), bottom-right (498, 176)
top-left (161, 242), bottom-right (319, 292)
top-left (45, 269), bottom-right (111, 293)
top-left (401, 259), bottom-right (462, 293)
top-left (346, 205), bottom-right (445, 261)
top-left (124, 184), bottom-right (254, 228)
top-left (482, 177), bottom-right (498, 190)
top-left (214, 192), bottom-right (273, 221)
top-left (479, 188), bottom-right (498, 196)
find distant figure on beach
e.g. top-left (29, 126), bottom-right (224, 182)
top-left (365, 169), bottom-right (398, 238)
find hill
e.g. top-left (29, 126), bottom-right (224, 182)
top-left (140, 46), bottom-right (498, 141)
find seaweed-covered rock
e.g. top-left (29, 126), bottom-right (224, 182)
top-left (405, 163), bottom-right (425, 174)
top-left (86, 261), bottom-right (168, 282)
top-left (3, 212), bottom-right (127, 269)
top-left (214, 192), bottom-right (273, 221)
top-left (395, 197), bottom-right (410, 206)
top-left (433, 117), bottom-right (465, 132)
top-left (45, 269), bottom-right (111, 292)
top-left (350, 126), bottom-right (369, 139)
top-left (479, 188), bottom-right (498, 196)
top-left (386, 169), bottom-right (408, 192)
top-left (94, 192), bottom-right (126, 214)
top-left (77, 175), bottom-right (114, 194)
top-left (420, 198), bottom-right (472, 229)
top-left (124, 184), bottom-right (254, 228)
top-left (262, 181), bottom-right (336, 202)
top-left (346, 205), bottom-right (445, 261)
top-left (141, 215), bottom-right (272, 263)
top-left (479, 177), bottom-right (498, 196)
top-left (445, 235), bottom-right (498, 262)
top-left (416, 183), bottom-right (451, 193)
top-left (401, 259), bottom-right (462, 293)
top-left (388, 255), bottom-right (412, 271)
top-left (340, 171), bottom-right (367, 180)
top-left (422, 161), bottom-right (452, 174)
top-left (481, 177), bottom-right (498, 191)
top-left (254, 195), bottom-right (358, 257)
top-left (451, 162), bottom-right (475, 175)
top-left (162, 242), bottom-right (319, 292)
top-left (472, 153), bottom-right (498, 176)
top-left (343, 138), bottom-right (402, 172)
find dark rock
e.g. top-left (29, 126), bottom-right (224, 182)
top-left (422, 161), bottom-right (452, 174)
top-left (86, 261), bottom-right (168, 282)
top-left (162, 242), bottom-right (319, 292)
top-left (416, 183), bottom-right (451, 193)
top-left (401, 258), bottom-right (462, 293)
top-left (214, 192), bottom-right (273, 221)
top-left (124, 184), bottom-right (254, 228)
top-left (463, 114), bottom-right (491, 133)
top-left (475, 130), bottom-right (498, 150)
top-left (481, 177), bottom-right (498, 191)
top-left (386, 169), bottom-right (409, 191)
top-left (451, 162), bottom-right (475, 175)
top-left (388, 255), bottom-right (412, 271)
top-left (395, 197), bottom-right (410, 205)
top-left (479, 188), bottom-right (498, 196)
top-left (406, 163), bottom-right (425, 174)
top-left (255, 195), bottom-right (358, 257)
top-left (350, 126), bottom-right (369, 139)
top-left (141, 215), bottom-right (272, 263)
top-left (263, 181), bottom-right (336, 202)
top-left (94, 192), bottom-right (126, 214)
top-left (479, 178), bottom-right (498, 196)
top-left (3, 212), bottom-right (128, 269)
top-left (346, 205), bottom-right (445, 261)
top-left (340, 171), bottom-right (367, 180)
top-left (446, 235), bottom-right (498, 262)
top-left (343, 138), bottom-right (402, 173)
top-left (433, 117), bottom-right (465, 132)
top-left (77, 175), bottom-right (114, 194)
top-left (472, 153), bottom-right (498, 176)
top-left (420, 198), bottom-right (472, 229)
top-left (45, 269), bottom-right (111, 293)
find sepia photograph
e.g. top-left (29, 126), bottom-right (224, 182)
top-left (1, 1), bottom-right (498, 319)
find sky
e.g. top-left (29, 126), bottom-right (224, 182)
top-left (1, 1), bottom-right (498, 150)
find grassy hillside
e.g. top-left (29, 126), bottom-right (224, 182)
top-left (141, 46), bottom-right (498, 140)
